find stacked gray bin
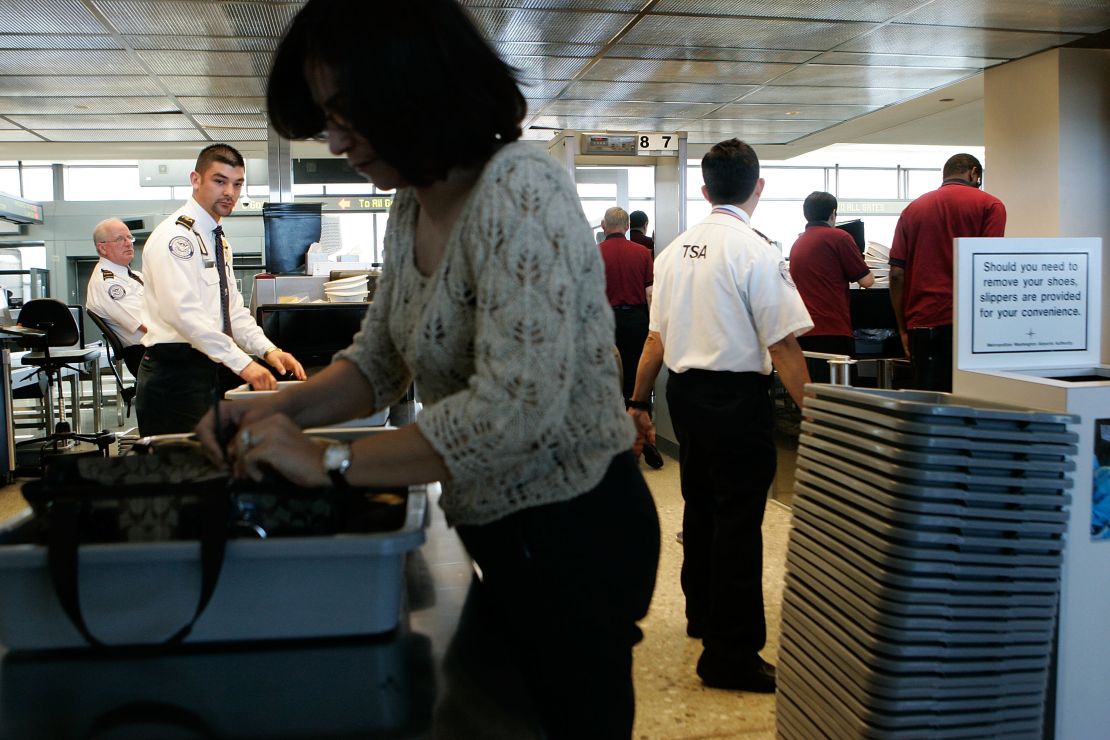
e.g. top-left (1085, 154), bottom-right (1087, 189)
top-left (777, 386), bottom-right (1078, 740)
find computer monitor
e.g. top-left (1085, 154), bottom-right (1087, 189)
top-left (836, 219), bottom-right (865, 253)
top-left (256, 303), bottom-right (368, 371)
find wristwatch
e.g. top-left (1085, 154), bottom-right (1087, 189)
top-left (322, 441), bottom-right (353, 488)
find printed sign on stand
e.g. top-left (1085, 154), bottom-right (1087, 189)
top-left (970, 252), bottom-right (1088, 353)
top-left (955, 237), bottom-right (1102, 371)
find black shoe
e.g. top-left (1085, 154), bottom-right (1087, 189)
top-left (696, 652), bottom-right (776, 693)
top-left (642, 442), bottom-right (664, 469)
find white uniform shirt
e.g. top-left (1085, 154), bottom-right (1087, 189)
top-left (650, 205), bottom-right (813, 375)
top-left (140, 197), bottom-right (276, 374)
top-left (85, 257), bottom-right (145, 346)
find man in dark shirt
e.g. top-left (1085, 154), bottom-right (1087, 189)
top-left (629, 210), bottom-right (654, 254)
top-left (789, 192), bottom-right (874, 383)
top-left (599, 206), bottom-right (662, 469)
top-left (889, 153), bottom-right (1006, 391)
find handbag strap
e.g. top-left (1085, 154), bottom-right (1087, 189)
top-left (46, 490), bottom-right (231, 649)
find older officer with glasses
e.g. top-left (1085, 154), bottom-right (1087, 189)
top-left (85, 218), bottom-right (147, 375)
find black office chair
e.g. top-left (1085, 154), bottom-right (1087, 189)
top-left (85, 309), bottom-right (137, 419)
top-left (11, 299), bottom-right (112, 470)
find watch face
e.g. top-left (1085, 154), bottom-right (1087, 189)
top-left (324, 442), bottom-right (351, 474)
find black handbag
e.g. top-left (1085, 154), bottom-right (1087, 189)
top-left (20, 439), bottom-right (407, 649)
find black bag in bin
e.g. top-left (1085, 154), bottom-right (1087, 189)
top-left (20, 439), bottom-right (408, 649)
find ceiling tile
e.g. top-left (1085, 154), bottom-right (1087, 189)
top-left (496, 42), bottom-right (603, 58)
top-left (530, 115), bottom-right (689, 131)
top-left (160, 76), bottom-right (267, 97)
top-left (197, 127), bottom-right (267, 141)
top-left (193, 113), bottom-right (268, 129)
top-left (36, 128), bottom-right (207, 142)
top-left (0, 118), bottom-right (16, 130)
top-left (503, 56), bottom-right (590, 81)
top-left (518, 79), bottom-right (573, 97)
top-left (584, 58), bottom-right (796, 85)
top-left (0, 0), bottom-right (106, 33)
top-left (682, 119), bottom-right (829, 136)
top-left (0, 96), bottom-right (179, 114)
top-left (463, 1), bottom-right (643, 9)
top-left (773, 64), bottom-right (977, 89)
top-left (137, 50), bottom-right (271, 77)
top-left (123, 34), bottom-right (278, 52)
top-left (0, 49), bottom-right (142, 75)
top-left (467, 7), bottom-right (634, 44)
top-left (898, 0), bottom-right (1110, 34)
top-left (97, 1), bottom-right (303, 37)
top-left (0, 76), bottom-right (163, 96)
top-left (562, 80), bottom-right (759, 104)
top-left (0, 130), bottom-right (43, 142)
top-left (177, 97), bottom-right (265, 115)
top-left (743, 85), bottom-right (919, 106)
top-left (0, 34), bottom-right (118, 50)
top-left (620, 15), bottom-right (876, 50)
top-left (704, 103), bottom-right (879, 121)
top-left (610, 44), bottom-right (816, 64)
top-left (812, 51), bottom-right (1007, 69)
top-left (651, 0), bottom-right (927, 23)
top-left (543, 100), bottom-right (718, 118)
top-left (8, 113), bottom-right (195, 130)
top-left (841, 24), bottom-right (1083, 59)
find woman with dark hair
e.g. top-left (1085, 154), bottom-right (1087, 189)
top-left (196, 0), bottom-right (659, 736)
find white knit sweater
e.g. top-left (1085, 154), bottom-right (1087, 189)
top-left (337, 141), bottom-right (635, 526)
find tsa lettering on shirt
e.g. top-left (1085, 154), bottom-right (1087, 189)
top-left (682, 244), bottom-right (708, 259)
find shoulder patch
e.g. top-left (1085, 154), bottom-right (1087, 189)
top-left (107, 284), bottom-right (126, 300)
top-left (175, 215), bottom-right (196, 229)
top-left (169, 235), bottom-right (195, 260)
top-left (100, 269), bottom-right (115, 279)
top-left (779, 261), bottom-right (796, 289)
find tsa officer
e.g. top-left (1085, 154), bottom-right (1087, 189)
top-left (136, 143), bottom-right (305, 436)
top-left (85, 217), bottom-right (148, 375)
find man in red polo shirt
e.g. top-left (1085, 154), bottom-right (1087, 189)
top-left (599, 206), bottom-right (662, 468)
top-left (789, 191), bottom-right (874, 383)
top-left (889, 153), bottom-right (1006, 391)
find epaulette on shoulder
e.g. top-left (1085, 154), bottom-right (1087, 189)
top-left (175, 215), bottom-right (196, 229)
top-left (751, 227), bottom-right (774, 246)
top-left (100, 269), bottom-right (114, 279)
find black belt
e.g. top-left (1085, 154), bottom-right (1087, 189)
top-left (612, 304), bottom-right (647, 310)
top-left (908, 325), bottom-right (952, 338)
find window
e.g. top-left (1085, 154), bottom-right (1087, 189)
top-left (761, 167), bottom-right (827, 200)
top-left (837, 168), bottom-right (897, 200)
top-left (65, 166), bottom-right (167, 200)
top-left (0, 168), bottom-right (18, 195)
top-left (21, 167), bottom-right (54, 201)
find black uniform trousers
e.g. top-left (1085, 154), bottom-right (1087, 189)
top-left (455, 452), bottom-right (660, 739)
top-left (908, 324), bottom-right (953, 392)
top-left (612, 305), bottom-right (649, 402)
top-left (797, 334), bottom-right (854, 384)
top-left (667, 369), bottom-right (774, 660)
top-left (135, 343), bottom-right (242, 437)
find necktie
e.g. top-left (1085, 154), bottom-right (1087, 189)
top-left (212, 225), bottom-right (233, 337)
top-left (127, 267), bottom-right (144, 286)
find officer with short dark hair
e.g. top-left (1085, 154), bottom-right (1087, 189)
top-left (136, 144), bottom-right (305, 436)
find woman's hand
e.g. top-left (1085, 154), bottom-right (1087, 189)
top-left (232, 413), bottom-right (330, 487)
top-left (195, 397), bottom-right (280, 467)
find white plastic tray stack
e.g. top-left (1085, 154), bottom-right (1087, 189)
top-left (777, 386), bottom-right (1078, 740)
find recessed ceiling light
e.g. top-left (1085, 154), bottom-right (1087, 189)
top-left (785, 110), bottom-right (799, 116)
top-left (74, 104), bottom-right (89, 109)
top-left (939, 97), bottom-right (955, 102)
